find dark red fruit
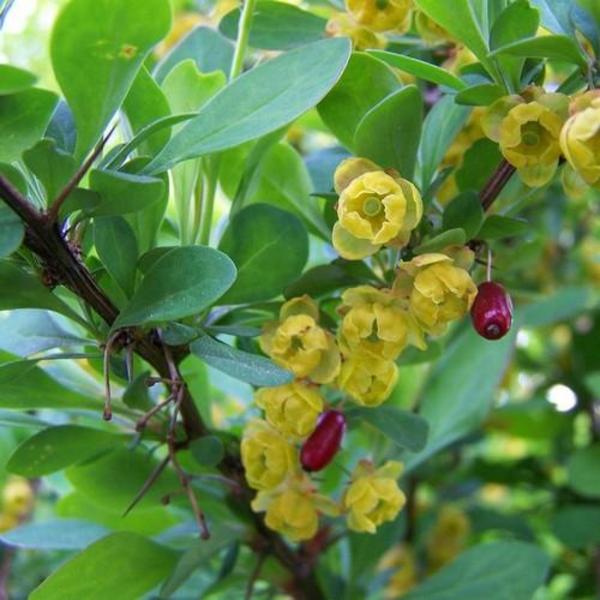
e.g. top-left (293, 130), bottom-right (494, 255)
top-left (300, 410), bottom-right (346, 472)
top-left (471, 281), bottom-right (513, 340)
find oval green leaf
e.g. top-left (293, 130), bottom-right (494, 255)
top-left (218, 204), bottom-right (308, 304)
top-left (147, 38), bottom-right (351, 173)
top-left (113, 246), bottom-right (237, 329)
top-left (50, 0), bottom-right (172, 158)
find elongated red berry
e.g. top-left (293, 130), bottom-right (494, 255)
top-left (471, 281), bottom-right (513, 340)
top-left (300, 410), bottom-right (346, 472)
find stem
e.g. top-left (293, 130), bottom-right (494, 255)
top-left (229, 0), bottom-right (257, 81)
top-left (479, 159), bottom-right (516, 211)
top-left (199, 159), bottom-right (218, 246)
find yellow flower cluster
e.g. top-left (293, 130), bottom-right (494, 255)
top-left (482, 87), bottom-right (571, 188)
top-left (561, 91), bottom-right (600, 190)
top-left (0, 476), bottom-right (33, 532)
top-left (332, 158), bottom-right (423, 260)
top-left (426, 505), bottom-right (470, 572)
top-left (242, 151), bottom-right (478, 542)
top-left (326, 0), bottom-right (414, 50)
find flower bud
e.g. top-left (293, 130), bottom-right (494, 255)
top-left (301, 410), bottom-right (346, 472)
top-left (470, 281), bottom-right (513, 340)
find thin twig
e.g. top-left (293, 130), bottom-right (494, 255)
top-left (47, 124), bottom-right (118, 223)
top-left (479, 159), bottom-right (517, 211)
top-left (168, 387), bottom-right (210, 539)
top-left (245, 552), bottom-right (267, 600)
top-left (135, 396), bottom-right (174, 432)
top-left (103, 331), bottom-right (122, 421)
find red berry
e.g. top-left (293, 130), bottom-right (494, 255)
top-left (300, 410), bottom-right (346, 472)
top-left (471, 281), bottom-right (513, 340)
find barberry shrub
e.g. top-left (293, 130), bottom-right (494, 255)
top-left (0, 0), bottom-right (599, 598)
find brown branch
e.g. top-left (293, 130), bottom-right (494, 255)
top-left (479, 159), bottom-right (516, 211)
top-left (0, 173), bottom-right (325, 599)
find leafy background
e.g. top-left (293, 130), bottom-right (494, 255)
top-left (0, 0), bottom-right (599, 599)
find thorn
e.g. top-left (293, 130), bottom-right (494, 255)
top-left (122, 455), bottom-right (170, 517)
top-left (47, 123), bottom-right (118, 223)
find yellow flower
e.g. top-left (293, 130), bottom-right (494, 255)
top-left (396, 252), bottom-right (477, 335)
top-left (338, 285), bottom-right (424, 360)
top-left (337, 352), bottom-right (398, 407)
top-left (333, 162), bottom-right (423, 260)
top-left (560, 95), bottom-right (600, 188)
top-left (344, 460), bottom-right (406, 533)
top-left (345, 0), bottom-right (412, 33)
top-left (252, 475), bottom-right (340, 542)
top-left (260, 296), bottom-right (341, 384)
top-left (414, 10), bottom-right (452, 45)
top-left (3, 476), bottom-right (33, 517)
top-left (326, 14), bottom-right (387, 50)
top-left (426, 505), bottom-right (470, 571)
top-left (241, 419), bottom-right (297, 490)
top-left (483, 90), bottom-right (568, 187)
top-left (379, 544), bottom-right (418, 598)
top-left (0, 513), bottom-right (18, 533)
top-left (255, 381), bottom-right (323, 439)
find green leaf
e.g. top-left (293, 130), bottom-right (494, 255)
top-left (317, 52), bottom-right (400, 150)
top-left (419, 96), bottom-right (470, 190)
top-left (88, 168), bottom-right (166, 217)
top-left (122, 371), bottom-right (153, 411)
top-left (23, 138), bottom-right (77, 201)
top-left (284, 260), bottom-right (377, 299)
top-left (397, 340), bottom-right (444, 365)
top-left (456, 139), bottom-right (503, 193)
top-left (0, 309), bottom-right (86, 356)
top-left (56, 493), bottom-right (177, 536)
top-left (490, 35), bottom-right (587, 68)
top-left (160, 526), bottom-right (241, 597)
top-left (113, 246), bottom-right (236, 329)
top-left (189, 436), bottom-right (225, 467)
top-left (490, 0), bottom-right (540, 92)
top-left (123, 66), bottom-right (171, 156)
top-left (0, 519), bottom-right (108, 550)
top-left (29, 532), bottom-right (177, 600)
top-left (161, 59), bottom-right (226, 245)
top-left (354, 85), bottom-right (423, 180)
top-left (478, 214), bottom-right (529, 240)
top-left (218, 204), bottom-right (308, 304)
top-left (148, 38), bottom-right (351, 173)
top-left (154, 26), bottom-right (234, 83)
top-left (66, 448), bottom-right (178, 512)
top-left (94, 217), bottom-right (139, 297)
top-left (0, 64), bottom-right (37, 95)
top-left (403, 541), bottom-right (550, 600)
top-left (0, 261), bottom-right (86, 325)
top-left (530, 0), bottom-right (574, 35)
top-left (347, 406), bottom-right (428, 453)
top-left (50, 0), bottom-right (171, 158)
top-left (219, 1), bottom-right (326, 50)
top-left (552, 505), bottom-right (600, 549)
top-left (244, 142), bottom-right (329, 239)
top-left (567, 445), bottom-right (600, 498)
top-left (0, 205), bottom-right (24, 258)
top-left (442, 192), bottom-right (484, 239)
top-left (0, 359), bottom-right (98, 410)
top-left (519, 287), bottom-right (596, 328)
top-left (367, 51), bottom-right (467, 91)
top-left (0, 88), bottom-right (58, 162)
top-left (455, 83), bottom-right (505, 106)
top-left (191, 334), bottom-right (293, 387)
top-left (7, 425), bottom-right (122, 477)
top-left (414, 228), bottom-right (467, 254)
top-left (407, 325), bottom-right (516, 469)
top-left (45, 100), bottom-right (77, 154)
top-left (415, 0), bottom-right (498, 80)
